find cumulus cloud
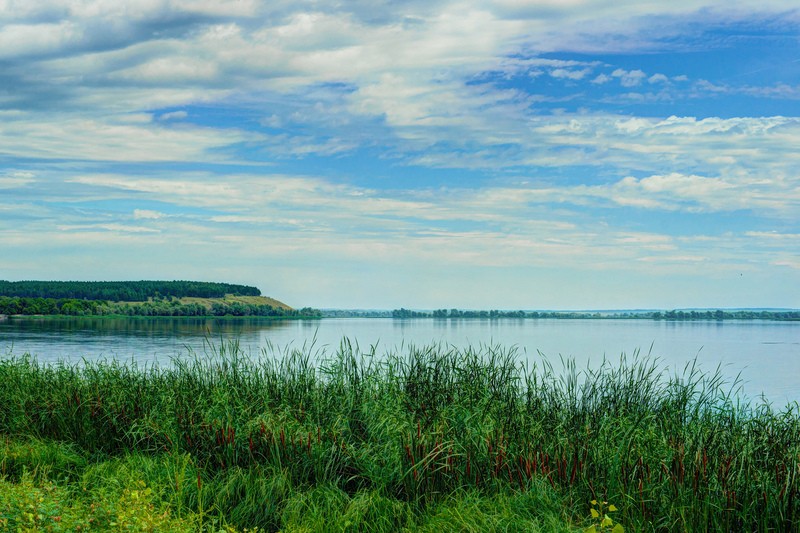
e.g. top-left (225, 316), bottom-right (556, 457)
top-left (612, 68), bottom-right (647, 87)
top-left (550, 67), bottom-right (591, 80)
top-left (2, 0), bottom-right (799, 306)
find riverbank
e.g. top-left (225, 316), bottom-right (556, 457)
top-left (0, 294), bottom-right (321, 319)
top-left (1, 342), bottom-right (798, 531)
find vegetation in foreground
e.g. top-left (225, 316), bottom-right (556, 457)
top-left (1, 342), bottom-right (798, 531)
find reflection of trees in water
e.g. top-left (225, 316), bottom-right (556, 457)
top-left (8, 317), bottom-right (293, 338)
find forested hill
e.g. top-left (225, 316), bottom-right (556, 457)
top-left (0, 280), bottom-right (261, 301)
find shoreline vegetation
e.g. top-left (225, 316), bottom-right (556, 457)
top-left (0, 296), bottom-right (322, 319)
top-left (1, 341), bottom-right (798, 531)
top-left (1, 280), bottom-right (797, 321)
top-left (0, 280), bottom-right (322, 319)
top-left (388, 308), bottom-right (800, 321)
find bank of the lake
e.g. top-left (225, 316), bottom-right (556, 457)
top-left (1, 342), bottom-right (798, 532)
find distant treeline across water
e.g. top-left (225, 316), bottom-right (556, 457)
top-left (389, 308), bottom-right (800, 321)
top-left (0, 280), bottom-right (261, 301)
top-left (0, 297), bottom-right (321, 318)
top-left (0, 280), bottom-right (322, 318)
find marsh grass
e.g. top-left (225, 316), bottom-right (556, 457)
top-left (1, 341), bottom-right (799, 531)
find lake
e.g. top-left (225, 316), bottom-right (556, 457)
top-left (1, 316), bottom-right (798, 405)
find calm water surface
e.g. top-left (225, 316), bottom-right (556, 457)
top-left (1, 316), bottom-right (798, 404)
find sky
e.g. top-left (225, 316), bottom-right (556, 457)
top-left (1, 0), bottom-right (799, 310)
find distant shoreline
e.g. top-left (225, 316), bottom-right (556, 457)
top-left (3, 311), bottom-right (797, 322)
top-left (1, 313), bottom-right (320, 320)
top-left (330, 308), bottom-right (800, 321)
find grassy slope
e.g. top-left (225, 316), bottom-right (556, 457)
top-left (113, 294), bottom-right (294, 311)
top-left (179, 295), bottom-right (293, 311)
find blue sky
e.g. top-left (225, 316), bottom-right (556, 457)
top-left (1, 0), bottom-right (798, 309)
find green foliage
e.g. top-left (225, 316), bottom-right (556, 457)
top-left (415, 489), bottom-right (574, 532)
top-left (585, 500), bottom-right (624, 533)
top-left (0, 280), bottom-right (261, 301)
top-left (0, 297), bottom-right (321, 318)
top-left (0, 438), bottom-right (87, 483)
top-left (1, 342), bottom-right (799, 531)
top-left (0, 471), bottom-right (197, 532)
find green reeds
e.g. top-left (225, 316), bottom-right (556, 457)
top-left (1, 341), bottom-right (798, 531)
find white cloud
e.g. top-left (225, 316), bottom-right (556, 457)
top-left (159, 110), bottom-right (187, 120)
top-left (637, 255), bottom-right (707, 263)
top-left (57, 223), bottom-right (160, 233)
top-left (612, 68), bottom-right (647, 87)
top-left (550, 67), bottom-right (591, 80)
top-left (0, 114), bottom-right (262, 162)
top-left (133, 209), bottom-right (167, 219)
top-left (0, 21), bottom-right (78, 59)
top-left (1, 0), bottom-right (799, 307)
top-left (0, 172), bottom-right (35, 189)
top-left (772, 259), bottom-right (800, 269)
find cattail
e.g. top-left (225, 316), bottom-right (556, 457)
top-left (702, 449), bottom-right (708, 476)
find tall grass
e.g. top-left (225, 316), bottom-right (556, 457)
top-left (1, 341), bottom-right (798, 531)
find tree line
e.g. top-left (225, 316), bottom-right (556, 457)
top-left (0, 297), bottom-right (321, 318)
top-left (0, 280), bottom-right (261, 301)
top-left (392, 308), bottom-right (800, 321)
